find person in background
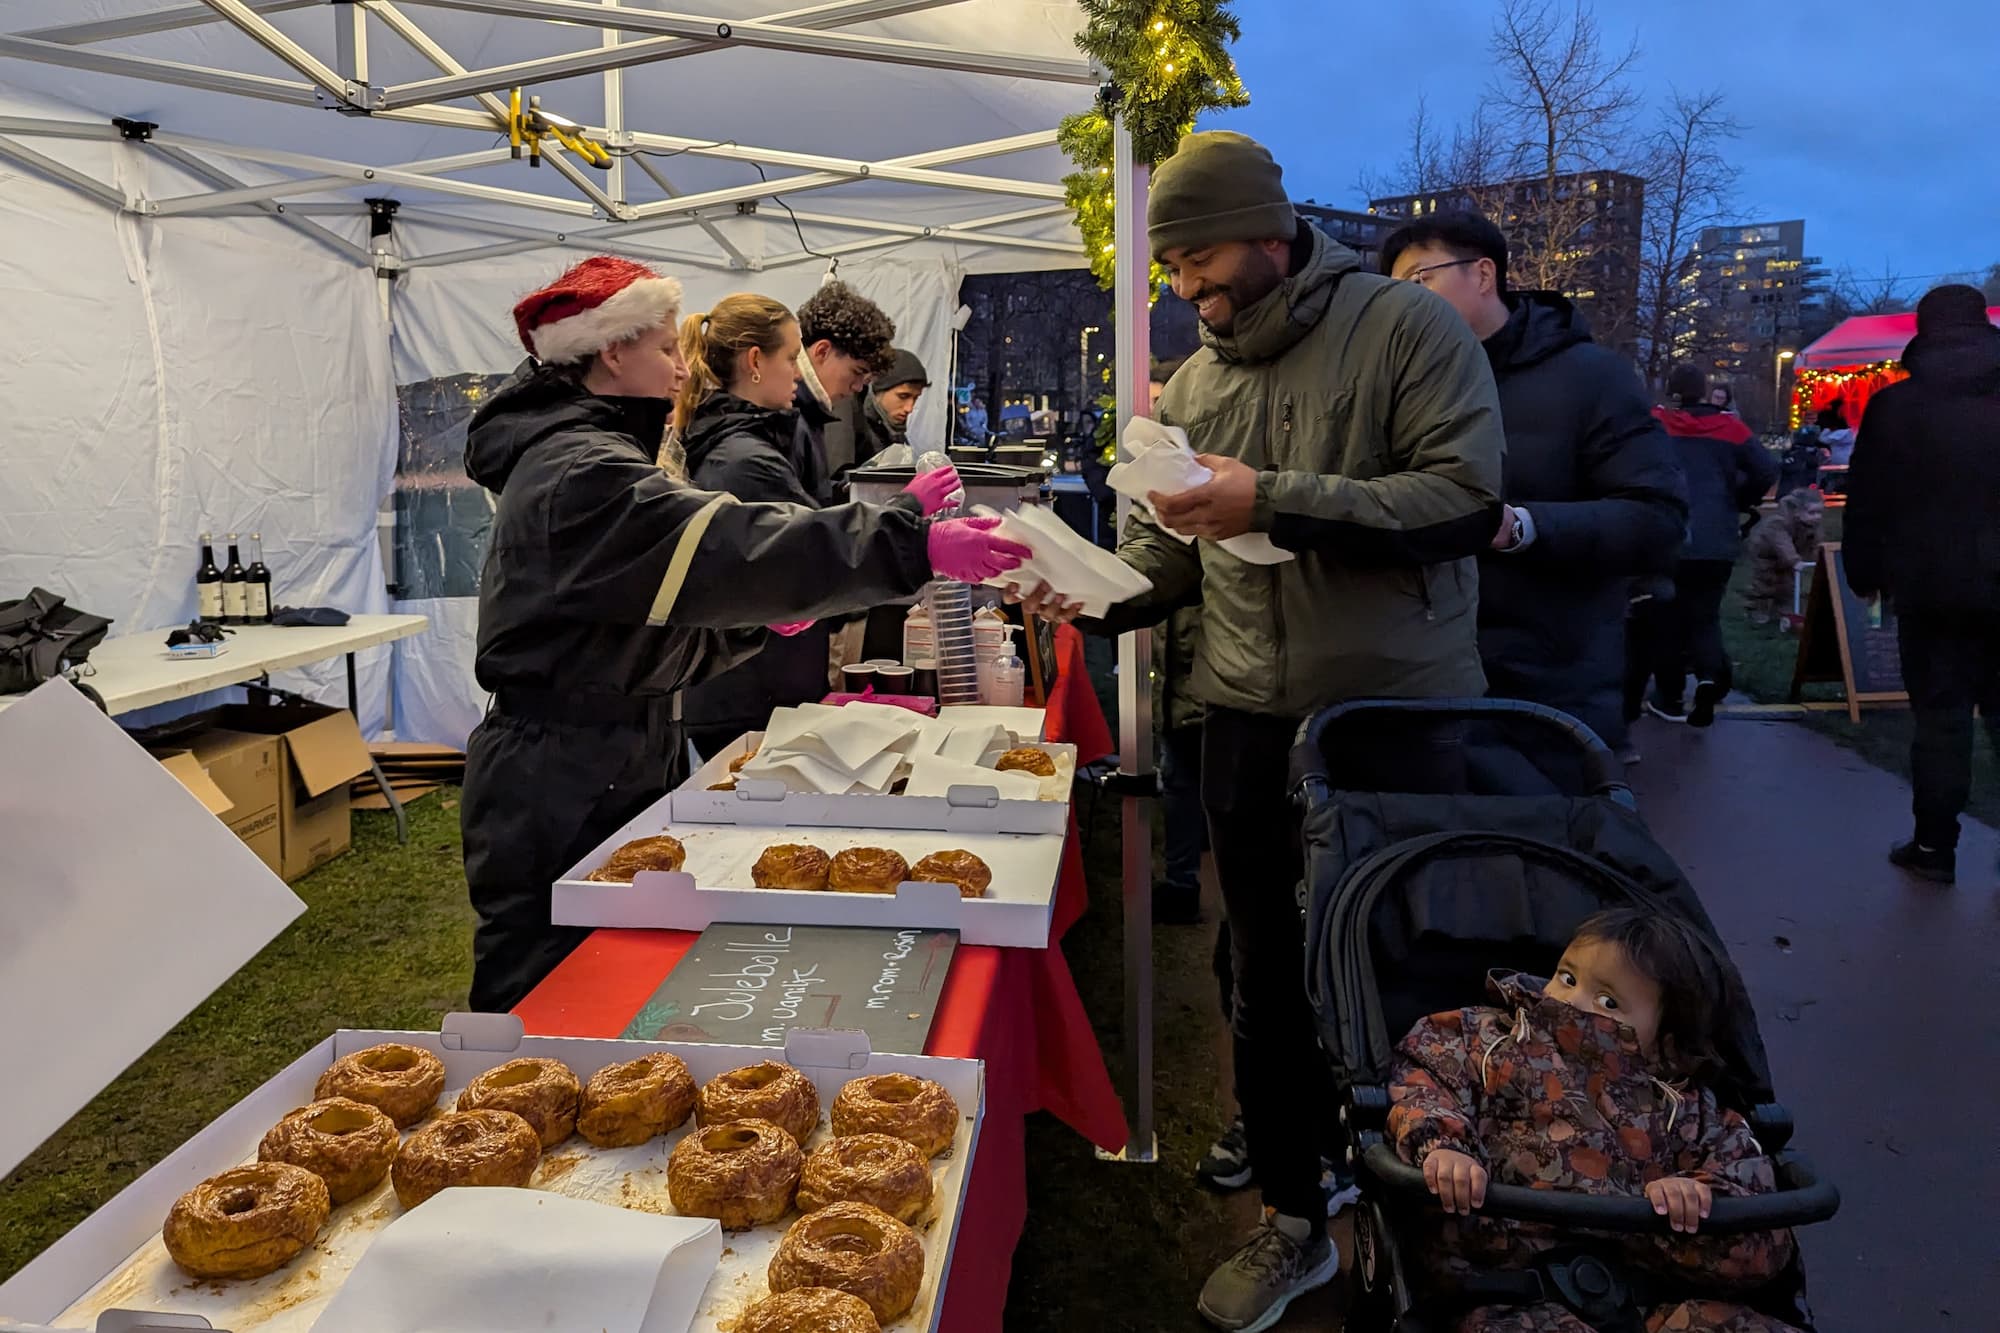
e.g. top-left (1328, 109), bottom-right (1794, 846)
top-left (1382, 212), bottom-right (1686, 761)
top-left (1015, 131), bottom-right (1505, 1331)
top-left (676, 297), bottom-right (964, 759)
top-left (791, 281), bottom-right (898, 502)
top-left (1743, 489), bottom-right (1824, 625)
top-left (460, 257), bottom-right (1024, 1011)
top-left (1709, 383), bottom-right (1737, 414)
top-left (962, 394), bottom-right (989, 444)
top-left (1644, 365), bottom-right (1778, 729)
top-left (861, 349), bottom-right (929, 461)
top-left (1844, 283), bottom-right (2000, 885)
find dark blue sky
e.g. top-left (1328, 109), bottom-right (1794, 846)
top-left (1201, 0), bottom-right (1997, 287)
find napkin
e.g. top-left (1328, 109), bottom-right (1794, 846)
top-left (1109, 418), bottom-right (1295, 566)
top-left (975, 504), bottom-right (1154, 618)
top-left (313, 1188), bottom-right (721, 1333)
top-left (903, 753), bottom-right (1043, 800)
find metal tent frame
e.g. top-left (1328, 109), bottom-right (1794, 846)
top-left (0, 0), bottom-right (1157, 1163)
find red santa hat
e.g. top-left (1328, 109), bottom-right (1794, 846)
top-left (511, 255), bottom-right (685, 365)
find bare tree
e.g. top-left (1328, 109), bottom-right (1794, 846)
top-left (1635, 89), bottom-right (1742, 390)
top-left (1824, 263), bottom-right (1915, 319)
top-left (1485, 0), bottom-right (1642, 304)
top-left (1981, 263), bottom-right (2000, 305)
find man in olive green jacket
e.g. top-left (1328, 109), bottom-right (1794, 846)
top-left (1017, 131), bottom-right (1504, 1332)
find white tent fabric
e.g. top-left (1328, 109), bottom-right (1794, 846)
top-left (0, 1), bottom-right (1090, 744)
top-left (0, 87), bottom-right (396, 731)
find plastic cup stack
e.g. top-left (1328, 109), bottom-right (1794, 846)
top-left (928, 582), bottom-right (982, 704)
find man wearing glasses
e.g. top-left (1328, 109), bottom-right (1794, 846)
top-left (1384, 213), bottom-right (1686, 764)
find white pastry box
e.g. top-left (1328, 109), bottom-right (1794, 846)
top-left (0, 683), bottom-right (986, 1333)
top-left (554, 792), bottom-right (1065, 949)
top-left (672, 730), bottom-right (1077, 837)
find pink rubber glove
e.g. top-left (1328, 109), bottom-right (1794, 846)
top-left (902, 464), bottom-right (966, 517)
top-left (927, 516), bottom-right (1032, 583)
top-left (767, 620), bottom-right (815, 636)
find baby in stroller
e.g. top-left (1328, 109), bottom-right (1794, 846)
top-left (1388, 908), bottom-right (1799, 1333)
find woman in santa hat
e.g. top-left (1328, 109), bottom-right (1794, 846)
top-left (461, 256), bottom-right (1026, 1011)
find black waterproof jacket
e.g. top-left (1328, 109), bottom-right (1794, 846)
top-left (464, 361), bottom-right (932, 703)
top-left (1844, 323), bottom-right (2000, 614)
top-left (679, 393), bottom-right (921, 737)
top-left (1475, 294), bottom-right (1688, 744)
top-left (1653, 403), bottom-right (1777, 563)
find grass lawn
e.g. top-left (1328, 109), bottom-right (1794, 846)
top-left (0, 792), bottom-right (476, 1284)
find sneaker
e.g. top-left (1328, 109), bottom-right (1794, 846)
top-left (1644, 699), bottom-right (1688, 723)
top-left (1197, 1219), bottom-right (1339, 1332)
top-left (1889, 840), bottom-right (1956, 885)
top-left (1321, 1159), bottom-right (1361, 1216)
top-left (1197, 1115), bottom-right (1252, 1191)
top-left (1688, 680), bottom-right (1722, 729)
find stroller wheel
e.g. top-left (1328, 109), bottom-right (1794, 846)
top-left (1352, 1201), bottom-right (1413, 1332)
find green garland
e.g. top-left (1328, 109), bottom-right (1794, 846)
top-left (1060, 0), bottom-right (1251, 291)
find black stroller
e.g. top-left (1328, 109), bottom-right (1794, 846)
top-left (1292, 699), bottom-right (1840, 1333)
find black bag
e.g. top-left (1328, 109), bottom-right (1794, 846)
top-left (0, 588), bottom-right (113, 695)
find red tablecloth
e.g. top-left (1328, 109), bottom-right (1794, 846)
top-left (514, 627), bottom-right (1123, 1333)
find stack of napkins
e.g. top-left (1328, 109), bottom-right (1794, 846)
top-left (973, 503), bottom-right (1154, 617)
top-left (736, 703), bottom-right (1024, 795)
top-left (1108, 417), bottom-right (1295, 566)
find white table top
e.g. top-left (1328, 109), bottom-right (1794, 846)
top-left (0, 613), bottom-right (429, 716)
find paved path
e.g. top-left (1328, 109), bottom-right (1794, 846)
top-left (1628, 716), bottom-right (1999, 1333)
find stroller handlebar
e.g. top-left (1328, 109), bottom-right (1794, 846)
top-left (1358, 1143), bottom-right (1840, 1234)
top-left (1291, 698), bottom-right (1633, 803)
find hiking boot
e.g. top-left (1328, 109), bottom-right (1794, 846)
top-left (1644, 697), bottom-right (1687, 723)
top-left (1688, 680), bottom-right (1723, 728)
top-left (1321, 1159), bottom-right (1361, 1216)
top-left (1197, 1218), bottom-right (1339, 1332)
top-left (1197, 1115), bottom-right (1252, 1191)
top-left (1889, 840), bottom-right (1955, 885)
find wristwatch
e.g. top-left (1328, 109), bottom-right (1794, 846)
top-left (1502, 506), bottom-right (1537, 553)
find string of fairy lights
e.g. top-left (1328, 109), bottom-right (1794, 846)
top-left (1789, 359), bottom-right (1906, 429)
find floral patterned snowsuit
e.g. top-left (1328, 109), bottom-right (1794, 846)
top-left (1388, 973), bottom-right (1802, 1333)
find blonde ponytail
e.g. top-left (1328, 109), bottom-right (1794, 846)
top-left (673, 294), bottom-right (798, 437)
top-left (675, 310), bottom-right (722, 439)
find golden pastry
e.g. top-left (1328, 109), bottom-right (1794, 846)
top-left (736, 1287), bottom-right (882, 1333)
top-left (828, 847), bottom-right (911, 895)
top-left (666, 1118), bottom-right (802, 1230)
top-left (699, 1061), bottom-right (821, 1145)
top-left (832, 1073), bottom-right (959, 1159)
top-left (585, 834), bottom-right (687, 882)
top-left (391, 1108), bottom-right (541, 1210)
top-left (456, 1057), bottom-right (582, 1148)
top-left (768, 1201), bottom-right (925, 1323)
top-left (909, 849), bottom-right (991, 899)
top-left (314, 1042), bottom-right (446, 1128)
top-left (577, 1052), bottom-right (697, 1148)
top-left (754, 843), bottom-right (832, 891)
top-left (798, 1134), bottom-right (932, 1224)
top-left (257, 1097), bottom-right (400, 1204)
top-left (729, 745), bottom-right (761, 773)
top-left (163, 1161), bottom-right (330, 1281)
top-left (994, 746), bottom-right (1056, 777)
top-left (709, 779), bottom-right (737, 791)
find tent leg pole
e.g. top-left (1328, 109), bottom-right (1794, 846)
top-left (1098, 111), bottom-right (1157, 1166)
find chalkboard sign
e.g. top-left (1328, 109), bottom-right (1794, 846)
top-left (1789, 542), bottom-right (1908, 721)
top-left (620, 923), bottom-right (958, 1055)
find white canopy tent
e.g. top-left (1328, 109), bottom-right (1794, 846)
top-left (0, 0), bottom-right (1109, 736)
top-left (0, 0), bottom-right (1159, 1152)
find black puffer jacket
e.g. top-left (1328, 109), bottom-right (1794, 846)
top-left (1476, 294), bottom-right (1688, 745)
top-left (680, 393), bottom-right (923, 738)
top-left (1652, 403), bottom-right (1777, 563)
top-left (1844, 323), bottom-right (2000, 613)
top-left (465, 362), bottom-right (931, 701)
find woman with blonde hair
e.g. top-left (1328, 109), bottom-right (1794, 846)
top-left (678, 292), bottom-right (964, 758)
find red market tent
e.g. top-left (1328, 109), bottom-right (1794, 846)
top-left (1792, 306), bottom-right (2000, 427)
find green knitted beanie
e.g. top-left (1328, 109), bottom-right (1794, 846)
top-left (1147, 131), bottom-right (1297, 260)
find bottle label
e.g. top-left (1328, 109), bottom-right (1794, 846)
top-left (199, 584), bottom-right (223, 619)
top-left (247, 584), bottom-right (270, 620)
top-left (222, 581), bottom-right (248, 620)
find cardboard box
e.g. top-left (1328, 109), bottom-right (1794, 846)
top-left (154, 729), bottom-right (286, 878)
top-left (150, 703), bottom-right (373, 881)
